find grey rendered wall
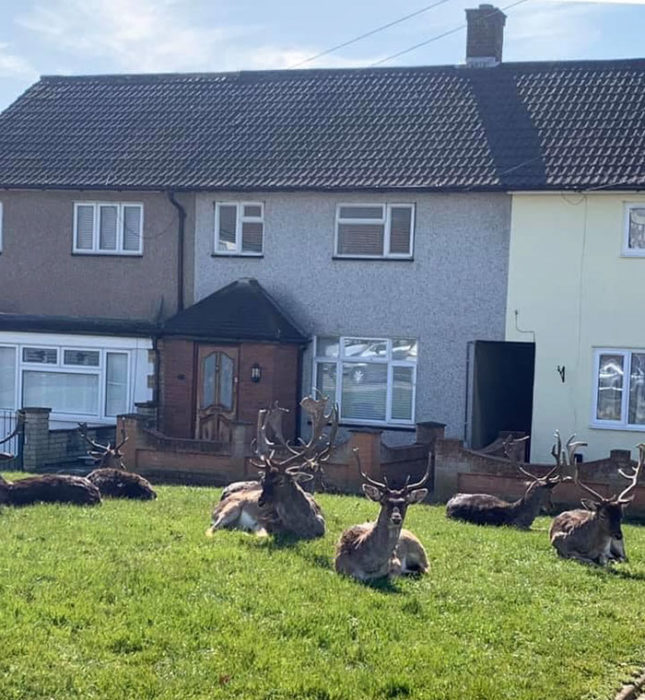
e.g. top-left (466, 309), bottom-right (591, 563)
top-left (0, 189), bottom-right (195, 320)
top-left (193, 191), bottom-right (511, 442)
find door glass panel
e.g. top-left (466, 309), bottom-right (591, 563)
top-left (202, 353), bottom-right (216, 408)
top-left (218, 353), bottom-right (234, 411)
top-left (0, 347), bottom-right (16, 409)
top-left (596, 353), bottom-right (624, 421)
top-left (628, 353), bottom-right (645, 425)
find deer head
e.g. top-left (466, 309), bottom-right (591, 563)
top-left (571, 443), bottom-right (644, 541)
top-left (77, 421), bottom-right (128, 469)
top-left (355, 449), bottom-right (429, 529)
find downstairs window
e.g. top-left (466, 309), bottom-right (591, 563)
top-left (593, 349), bottom-right (645, 429)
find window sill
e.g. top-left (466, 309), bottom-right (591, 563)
top-left (332, 255), bottom-right (413, 262)
top-left (72, 252), bottom-right (143, 258)
top-left (621, 251), bottom-right (645, 258)
top-left (589, 422), bottom-right (645, 432)
top-left (211, 253), bottom-right (264, 259)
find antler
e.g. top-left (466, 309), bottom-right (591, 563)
top-left (617, 443), bottom-right (645, 504)
top-left (404, 454), bottom-right (431, 492)
top-left (77, 422), bottom-right (110, 453)
top-left (353, 448), bottom-right (388, 490)
top-left (0, 412), bottom-right (25, 447)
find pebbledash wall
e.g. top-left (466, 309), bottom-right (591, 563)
top-left (506, 192), bottom-right (645, 463)
top-left (193, 191), bottom-right (511, 443)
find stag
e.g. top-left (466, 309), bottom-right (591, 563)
top-left (78, 422), bottom-right (156, 500)
top-left (550, 443), bottom-right (644, 566)
top-left (250, 396), bottom-right (337, 539)
top-left (0, 473), bottom-right (101, 507)
top-left (334, 450), bottom-right (429, 581)
top-left (206, 484), bottom-right (277, 536)
top-left (446, 434), bottom-right (566, 529)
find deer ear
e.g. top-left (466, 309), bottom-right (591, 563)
top-left (407, 488), bottom-right (428, 505)
top-left (580, 499), bottom-right (596, 511)
top-left (362, 484), bottom-right (381, 502)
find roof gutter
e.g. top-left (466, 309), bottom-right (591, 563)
top-left (166, 190), bottom-right (185, 312)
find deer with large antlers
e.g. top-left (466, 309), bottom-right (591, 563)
top-left (334, 450), bottom-right (429, 581)
top-left (77, 422), bottom-right (156, 500)
top-left (549, 442), bottom-right (644, 566)
top-left (446, 434), bottom-right (566, 529)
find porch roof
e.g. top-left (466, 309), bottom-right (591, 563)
top-left (161, 278), bottom-right (308, 344)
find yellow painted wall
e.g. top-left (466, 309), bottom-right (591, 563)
top-left (506, 192), bottom-right (645, 462)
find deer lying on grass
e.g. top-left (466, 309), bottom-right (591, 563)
top-left (208, 396), bottom-right (334, 538)
top-left (78, 423), bottom-right (156, 500)
top-left (0, 417), bottom-right (100, 506)
top-left (446, 435), bottom-right (565, 529)
top-left (334, 450), bottom-right (429, 581)
top-left (550, 442), bottom-right (643, 566)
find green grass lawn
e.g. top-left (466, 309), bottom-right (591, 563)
top-left (1, 472), bottom-right (645, 700)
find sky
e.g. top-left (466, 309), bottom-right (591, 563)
top-left (0, 0), bottom-right (644, 111)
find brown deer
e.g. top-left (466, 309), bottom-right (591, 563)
top-left (0, 473), bottom-right (101, 507)
top-left (78, 422), bottom-right (157, 500)
top-left (206, 485), bottom-right (277, 536)
top-left (446, 434), bottom-right (566, 529)
top-left (334, 450), bottom-right (429, 581)
top-left (250, 396), bottom-right (337, 539)
top-left (550, 443), bottom-right (644, 566)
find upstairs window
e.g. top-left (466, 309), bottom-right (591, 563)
top-left (74, 202), bottom-right (143, 255)
top-left (214, 202), bottom-right (264, 256)
top-left (335, 204), bottom-right (414, 259)
top-left (313, 336), bottom-right (417, 426)
top-left (593, 349), bottom-right (645, 429)
top-left (623, 204), bottom-right (645, 257)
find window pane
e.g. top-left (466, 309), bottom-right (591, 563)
top-left (628, 208), bottom-right (645, 250)
top-left (596, 353), bottom-right (624, 421)
top-left (217, 205), bottom-right (237, 252)
top-left (628, 353), bottom-right (645, 425)
top-left (389, 206), bottom-right (412, 255)
top-left (343, 338), bottom-right (387, 360)
top-left (241, 222), bottom-right (263, 253)
top-left (23, 371), bottom-right (99, 415)
top-left (337, 223), bottom-right (385, 256)
top-left (392, 339), bottom-right (418, 362)
top-left (202, 353), bottom-right (216, 408)
top-left (315, 362), bottom-right (336, 401)
top-left (341, 362), bottom-right (387, 421)
top-left (64, 350), bottom-right (100, 367)
top-left (392, 366), bottom-right (414, 420)
top-left (106, 353), bottom-right (128, 416)
top-left (123, 205), bottom-right (142, 252)
top-left (0, 347), bottom-right (16, 409)
top-left (339, 206), bottom-right (383, 220)
top-left (99, 205), bottom-right (118, 250)
top-left (218, 353), bottom-right (234, 411)
top-left (22, 347), bottom-right (57, 364)
top-left (243, 204), bottom-right (262, 218)
top-left (76, 205), bottom-right (94, 250)
top-left (316, 337), bottom-right (339, 359)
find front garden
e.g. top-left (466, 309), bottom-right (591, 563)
top-left (1, 473), bottom-right (644, 699)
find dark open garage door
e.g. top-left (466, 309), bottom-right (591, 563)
top-left (466, 341), bottom-right (535, 450)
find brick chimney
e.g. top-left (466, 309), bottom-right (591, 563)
top-left (465, 4), bottom-right (506, 67)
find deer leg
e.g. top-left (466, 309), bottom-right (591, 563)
top-left (609, 537), bottom-right (627, 563)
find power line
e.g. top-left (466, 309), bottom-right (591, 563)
top-left (371, 0), bottom-right (531, 67)
top-left (288, 0), bottom-right (454, 69)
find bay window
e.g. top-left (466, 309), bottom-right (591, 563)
top-left (313, 336), bottom-right (417, 426)
top-left (593, 349), bottom-right (645, 429)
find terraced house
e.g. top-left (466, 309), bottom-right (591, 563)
top-left (0, 5), bottom-right (643, 461)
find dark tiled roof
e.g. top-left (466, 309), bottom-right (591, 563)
top-left (162, 278), bottom-right (307, 344)
top-left (0, 313), bottom-right (158, 337)
top-left (0, 60), bottom-right (644, 191)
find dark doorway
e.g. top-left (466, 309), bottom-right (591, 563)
top-left (466, 341), bottom-right (535, 450)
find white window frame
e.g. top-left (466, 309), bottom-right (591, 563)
top-left (591, 348), bottom-right (645, 431)
top-left (73, 202), bottom-right (144, 255)
top-left (622, 203), bottom-right (645, 258)
top-left (0, 341), bottom-right (131, 420)
top-left (214, 201), bottom-right (264, 256)
top-left (334, 203), bottom-right (415, 260)
top-left (312, 336), bottom-right (417, 427)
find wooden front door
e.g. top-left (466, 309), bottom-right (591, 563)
top-left (195, 345), bottom-right (239, 441)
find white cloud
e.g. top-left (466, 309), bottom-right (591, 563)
top-left (17, 0), bottom-right (240, 73)
top-left (0, 42), bottom-right (37, 79)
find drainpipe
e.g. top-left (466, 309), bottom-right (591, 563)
top-left (166, 191), bottom-right (186, 313)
